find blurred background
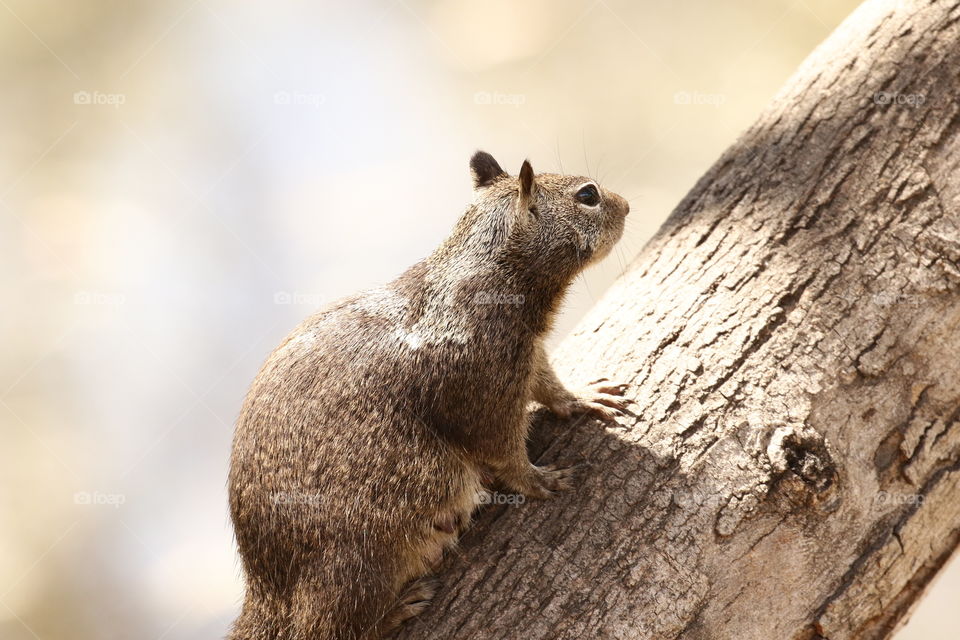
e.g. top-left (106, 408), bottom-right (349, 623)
top-left (1, 0), bottom-right (956, 638)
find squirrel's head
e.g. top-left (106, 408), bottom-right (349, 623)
top-left (462, 150), bottom-right (629, 282)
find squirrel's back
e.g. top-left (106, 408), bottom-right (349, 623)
top-left (229, 280), bottom-right (486, 639)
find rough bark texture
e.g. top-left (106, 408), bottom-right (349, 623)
top-left (397, 0), bottom-right (960, 638)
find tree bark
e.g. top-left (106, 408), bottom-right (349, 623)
top-left (397, 0), bottom-right (960, 638)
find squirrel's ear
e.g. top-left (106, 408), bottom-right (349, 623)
top-left (517, 160), bottom-right (536, 213)
top-left (470, 151), bottom-right (506, 188)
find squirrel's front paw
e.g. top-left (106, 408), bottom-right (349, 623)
top-left (520, 464), bottom-right (576, 500)
top-left (549, 379), bottom-right (631, 421)
top-left (501, 464), bottom-right (575, 500)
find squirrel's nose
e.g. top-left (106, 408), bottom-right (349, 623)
top-left (612, 193), bottom-right (629, 216)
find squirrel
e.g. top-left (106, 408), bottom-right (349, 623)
top-left (227, 151), bottom-right (631, 640)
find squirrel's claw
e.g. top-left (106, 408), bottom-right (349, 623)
top-left (522, 464), bottom-right (576, 499)
top-left (549, 380), bottom-right (632, 421)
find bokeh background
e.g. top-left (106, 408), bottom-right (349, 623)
top-left (2, 1), bottom-right (956, 638)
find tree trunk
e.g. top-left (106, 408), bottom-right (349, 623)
top-left (397, 0), bottom-right (960, 638)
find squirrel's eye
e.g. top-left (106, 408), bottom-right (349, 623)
top-left (575, 184), bottom-right (600, 206)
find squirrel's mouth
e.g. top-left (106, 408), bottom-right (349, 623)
top-left (582, 217), bottom-right (626, 268)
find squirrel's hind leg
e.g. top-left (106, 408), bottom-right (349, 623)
top-left (371, 577), bottom-right (438, 637)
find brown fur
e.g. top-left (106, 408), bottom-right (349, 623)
top-left (228, 151), bottom-right (630, 640)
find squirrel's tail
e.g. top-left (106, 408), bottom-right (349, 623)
top-left (227, 585), bottom-right (285, 640)
top-left (228, 557), bottom-right (409, 640)
top-left (287, 558), bottom-right (406, 640)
